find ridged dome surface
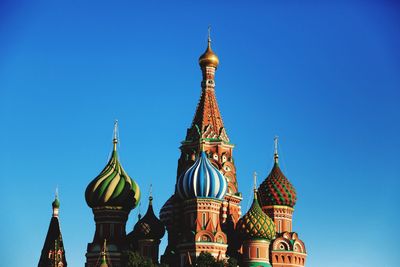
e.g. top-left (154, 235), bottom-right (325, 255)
top-left (132, 197), bottom-right (165, 240)
top-left (258, 162), bottom-right (297, 207)
top-left (237, 193), bottom-right (276, 240)
top-left (199, 40), bottom-right (219, 68)
top-left (85, 142), bottom-right (141, 210)
top-left (159, 195), bottom-right (176, 230)
top-left (176, 151), bottom-right (227, 200)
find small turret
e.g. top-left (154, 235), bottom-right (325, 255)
top-left (236, 173), bottom-right (275, 267)
top-left (38, 192), bottom-right (67, 267)
top-left (128, 186), bottom-right (165, 263)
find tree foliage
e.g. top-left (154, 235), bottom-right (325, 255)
top-left (195, 252), bottom-right (238, 267)
top-left (122, 250), bottom-right (168, 267)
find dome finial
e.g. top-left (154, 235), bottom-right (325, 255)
top-left (274, 136), bottom-right (279, 164)
top-left (253, 171), bottom-right (258, 198)
top-left (208, 25), bottom-right (211, 46)
top-left (200, 141), bottom-right (205, 152)
top-left (149, 183), bottom-right (153, 203)
top-left (100, 239), bottom-right (108, 267)
top-left (55, 186), bottom-right (59, 200)
top-left (199, 27), bottom-right (219, 69)
top-left (52, 186), bottom-right (60, 217)
top-left (138, 202), bottom-right (142, 221)
top-left (113, 120), bottom-right (119, 151)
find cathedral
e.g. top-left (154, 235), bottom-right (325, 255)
top-left (38, 34), bottom-right (307, 267)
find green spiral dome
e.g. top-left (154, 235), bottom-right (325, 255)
top-left (85, 141), bottom-right (141, 210)
top-left (237, 192), bottom-right (276, 241)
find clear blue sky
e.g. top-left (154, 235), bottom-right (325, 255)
top-left (0, 1), bottom-right (399, 266)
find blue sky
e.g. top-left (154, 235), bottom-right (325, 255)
top-left (0, 1), bottom-right (399, 266)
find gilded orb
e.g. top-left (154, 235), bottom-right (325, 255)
top-left (199, 39), bottom-right (219, 68)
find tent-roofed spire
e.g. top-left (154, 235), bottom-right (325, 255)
top-left (38, 194), bottom-right (67, 267)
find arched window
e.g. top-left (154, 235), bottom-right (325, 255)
top-left (200, 235), bottom-right (211, 242)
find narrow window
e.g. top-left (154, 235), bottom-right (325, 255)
top-left (278, 220), bottom-right (282, 232)
top-left (202, 213), bottom-right (206, 228)
top-left (190, 213), bottom-right (194, 227)
top-left (110, 224), bottom-right (114, 238)
top-left (256, 248), bottom-right (260, 258)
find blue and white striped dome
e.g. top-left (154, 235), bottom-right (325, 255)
top-left (176, 151), bottom-right (227, 200)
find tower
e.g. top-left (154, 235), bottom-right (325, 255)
top-left (237, 173), bottom-right (276, 267)
top-left (160, 30), bottom-right (242, 267)
top-left (85, 121), bottom-right (141, 267)
top-left (258, 138), bottom-right (307, 267)
top-left (128, 186), bottom-right (165, 263)
top-left (38, 192), bottom-right (67, 267)
top-left (175, 150), bottom-right (229, 266)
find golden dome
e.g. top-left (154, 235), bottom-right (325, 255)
top-left (199, 38), bottom-right (219, 69)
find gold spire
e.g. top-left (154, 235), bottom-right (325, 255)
top-left (199, 26), bottom-right (219, 68)
top-left (113, 120), bottom-right (118, 151)
top-left (274, 136), bottom-right (279, 164)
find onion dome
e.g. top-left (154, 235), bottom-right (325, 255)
top-left (159, 195), bottom-right (176, 231)
top-left (52, 196), bottom-right (60, 209)
top-left (133, 195), bottom-right (165, 240)
top-left (237, 191), bottom-right (276, 241)
top-left (85, 122), bottom-right (141, 210)
top-left (199, 33), bottom-right (219, 69)
top-left (52, 189), bottom-right (60, 217)
top-left (176, 151), bottom-right (227, 200)
top-left (258, 138), bottom-right (297, 207)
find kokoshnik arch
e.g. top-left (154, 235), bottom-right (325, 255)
top-left (38, 33), bottom-right (307, 267)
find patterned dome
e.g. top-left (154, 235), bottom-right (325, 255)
top-left (258, 161), bottom-right (297, 208)
top-left (176, 151), bottom-right (227, 200)
top-left (132, 196), bottom-right (165, 240)
top-left (237, 192), bottom-right (276, 240)
top-left (85, 137), bottom-right (141, 211)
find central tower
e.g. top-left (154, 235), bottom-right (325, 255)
top-left (160, 32), bottom-right (242, 266)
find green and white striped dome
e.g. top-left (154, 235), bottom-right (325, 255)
top-left (85, 133), bottom-right (140, 211)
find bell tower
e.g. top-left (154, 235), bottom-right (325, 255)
top-left (160, 31), bottom-right (242, 266)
